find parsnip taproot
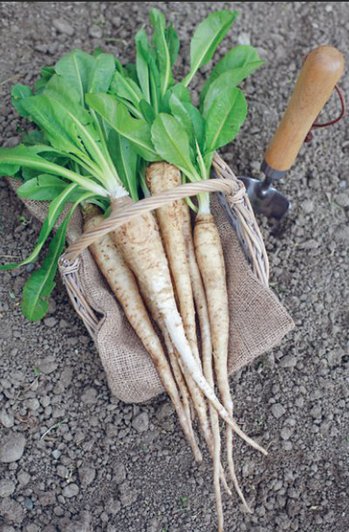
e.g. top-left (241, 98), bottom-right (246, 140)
top-left (138, 279), bottom-right (201, 463)
top-left (83, 205), bottom-right (201, 462)
top-left (110, 204), bottom-right (248, 432)
top-left (194, 212), bottom-right (252, 511)
top-left (182, 201), bottom-right (225, 526)
top-left (146, 163), bottom-right (200, 365)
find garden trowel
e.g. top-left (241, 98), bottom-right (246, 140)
top-left (239, 45), bottom-right (345, 219)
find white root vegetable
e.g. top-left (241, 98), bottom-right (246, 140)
top-left (182, 201), bottom-right (225, 527)
top-left (146, 162), bottom-right (231, 526)
top-left (110, 203), bottom-right (245, 430)
top-left (194, 212), bottom-right (260, 509)
top-left (139, 280), bottom-right (202, 463)
top-left (146, 162), bottom-right (201, 365)
top-left (83, 206), bottom-right (201, 462)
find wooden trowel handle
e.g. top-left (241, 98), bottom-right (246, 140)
top-left (264, 45), bottom-right (344, 173)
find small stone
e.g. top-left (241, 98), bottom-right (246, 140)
top-left (23, 499), bottom-right (35, 512)
top-left (132, 412), bottom-right (149, 433)
top-left (280, 354), bottom-right (297, 368)
top-left (59, 367), bottom-right (73, 387)
top-left (280, 427), bottom-right (292, 440)
top-left (119, 481), bottom-right (137, 507)
top-left (335, 192), bottom-right (349, 207)
top-left (327, 349), bottom-right (342, 367)
top-left (26, 524), bottom-right (40, 532)
top-left (39, 491), bottom-right (56, 506)
top-left (273, 480), bottom-right (283, 491)
top-left (79, 465), bottom-right (96, 487)
top-left (41, 395), bottom-right (51, 408)
top-left (0, 433), bottom-right (26, 463)
top-left (271, 403), bottom-right (286, 419)
top-left (3, 136), bottom-right (20, 148)
top-left (335, 225), bottom-right (349, 244)
top-left (156, 402), bottom-right (174, 420)
top-left (237, 32), bottom-right (250, 45)
top-left (44, 317), bottom-right (57, 328)
top-left (48, 299), bottom-right (57, 314)
top-left (325, 4), bottom-right (333, 12)
top-left (302, 199), bottom-right (314, 214)
top-left (17, 471), bottom-right (31, 486)
top-left (301, 239), bottom-right (319, 250)
top-left (53, 19), bottom-right (75, 36)
top-left (57, 465), bottom-right (68, 479)
top-left (283, 441), bottom-right (293, 451)
top-left (37, 357), bottom-right (58, 375)
top-left (62, 483), bottom-right (79, 498)
top-left (34, 43), bottom-right (48, 53)
top-left (54, 506), bottom-right (64, 517)
top-left (101, 511), bottom-right (109, 523)
top-left (81, 387), bottom-right (98, 405)
top-left (0, 479), bottom-right (16, 497)
top-left (89, 25), bottom-right (103, 39)
top-left (0, 410), bottom-right (14, 428)
top-left (295, 396), bottom-right (304, 408)
top-left (0, 497), bottom-right (25, 524)
top-left (111, 16), bottom-right (121, 27)
top-left (26, 398), bottom-right (40, 411)
top-left (113, 463), bottom-right (126, 484)
top-left (52, 449), bottom-right (61, 459)
top-left (105, 497), bottom-right (121, 515)
top-left (310, 405), bottom-right (322, 419)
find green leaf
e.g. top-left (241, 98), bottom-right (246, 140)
top-left (204, 86), bottom-right (247, 152)
top-left (169, 94), bottom-right (204, 149)
top-left (200, 45), bottom-right (264, 102)
top-left (87, 53), bottom-right (116, 93)
top-left (0, 145), bottom-right (107, 197)
top-left (21, 190), bottom-right (94, 321)
top-left (139, 99), bottom-right (156, 123)
top-left (184, 10), bottom-right (237, 86)
top-left (34, 66), bottom-right (55, 92)
top-left (20, 91), bottom-right (87, 157)
top-left (87, 93), bottom-right (158, 161)
top-left (17, 175), bottom-right (83, 201)
top-left (0, 183), bottom-right (77, 271)
top-left (22, 76), bottom-right (111, 178)
top-left (55, 49), bottom-right (95, 105)
top-left (162, 83), bottom-right (191, 113)
top-left (21, 129), bottom-right (46, 146)
top-left (110, 70), bottom-right (143, 111)
top-left (135, 30), bottom-right (151, 103)
top-left (11, 84), bottom-right (33, 117)
top-left (150, 8), bottom-right (172, 95)
top-left (0, 145), bottom-right (55, 176)
top-left (124, 62), bottom-right (138, 83)
top-left (203, 67), bottom-right (255, 116)
top-left (108, 130), bottom-right (139, 201)
top-left (21, 215), bottom-right (70, 320)
top-left (165, 24), bottom-right (180, 66)
top-left (151, 113), bottom-right (198, 178)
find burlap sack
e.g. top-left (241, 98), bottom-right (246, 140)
top-left (10, 177), bottom-right (294, 404)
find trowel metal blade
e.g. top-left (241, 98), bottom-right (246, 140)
top-left (239, 176), bottom-right (290, 220)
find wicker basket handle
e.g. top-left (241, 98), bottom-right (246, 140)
top-left (60, 154), bottom-right (269, 287)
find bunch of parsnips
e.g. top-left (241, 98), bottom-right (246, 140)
top-left (0, 9), bottom-right (265, 529)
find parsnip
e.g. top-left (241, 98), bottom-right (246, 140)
top-left (111, 205), bottom-right (250, 433)
top-left (194, 212), bottom-right (253, 511)
top-left (83, 205), bottom-right (201, 462)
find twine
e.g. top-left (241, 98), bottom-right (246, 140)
top-left (63, 178), bottom-right (241, 261)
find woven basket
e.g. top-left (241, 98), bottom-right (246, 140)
top-left (9, 154), bottom-right (293, 403)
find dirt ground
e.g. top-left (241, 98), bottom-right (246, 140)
top-left (0, 2), bottom-right (348, 531)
